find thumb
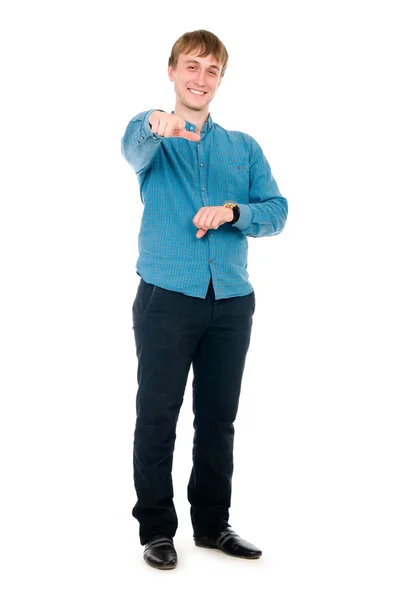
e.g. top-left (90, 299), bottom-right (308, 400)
top-left (196, 228), bottom-right (208, 239)
top-left (174, 129), bottom-right (201, 142)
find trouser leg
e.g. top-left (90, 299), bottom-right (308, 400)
top-left (188, 287), bottom-right (255, 537)
top-left (132, 278), bottom-right (205, 544)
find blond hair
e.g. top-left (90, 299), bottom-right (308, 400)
top-left (168, 29), bottom-right (229, 77)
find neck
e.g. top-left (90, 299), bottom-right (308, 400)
top-left (173, 99), bottom-right (210, 133)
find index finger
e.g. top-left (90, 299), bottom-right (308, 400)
top-left (176, 130), bottom-right (201, 142)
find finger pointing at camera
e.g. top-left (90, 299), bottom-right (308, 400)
top-left (149, 110), bottom-right (200, 142)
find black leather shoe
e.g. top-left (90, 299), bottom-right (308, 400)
top-left (194, 527), bottom-right (262, 559)
top-left (143, 534), bottom-right (177, 570)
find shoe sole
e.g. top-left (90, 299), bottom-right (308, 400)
top-left (194, 540), bottom-right (218, 549)
top-left (144, 559), bottom-right (177, 570)
top-left (194, 540), bottom-right (261, 559)
top-left (154, 563), bottom-right (177, 570)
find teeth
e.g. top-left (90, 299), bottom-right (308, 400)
top-left (189, 89), bottom-right (205, 95)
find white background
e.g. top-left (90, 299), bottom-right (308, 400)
top-left (1, 0), bottom-right (400, 597)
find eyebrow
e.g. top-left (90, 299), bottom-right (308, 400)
top-left (184, 59), bottom-right (221, 72)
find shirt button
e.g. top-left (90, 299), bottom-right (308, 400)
top-left (202, 187), bottom-right (205, 192)
top-left (200, 163), bottom-right (204, 167)
top-left (209, 259), bottom-right (213, 263)
top-left (209, 233), bottom-right (213, 238)
top-left (198, 141), bottom-right (201, 145)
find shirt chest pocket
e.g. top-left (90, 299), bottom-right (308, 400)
top-left (228, 164), bottom-right (250, 203)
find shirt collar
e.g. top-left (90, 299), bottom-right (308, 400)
top-left (201, 113), bottom-right (214, 134)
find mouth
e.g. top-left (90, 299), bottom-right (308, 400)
top-left (187, 88), bottom-right (207, 96)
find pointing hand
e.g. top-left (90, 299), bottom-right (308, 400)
top-left (149, 111), bottom-right (200, 142)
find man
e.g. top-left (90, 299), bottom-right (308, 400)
top-left (121, 29), bottom-right (288, 570)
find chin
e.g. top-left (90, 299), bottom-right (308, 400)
top-left (183, 101), bottom-right (204, 112)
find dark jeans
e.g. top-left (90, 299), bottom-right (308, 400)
top-left (132, 276), bottom-right (255, 545)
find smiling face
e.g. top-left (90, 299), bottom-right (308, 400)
top-left (168, 51), bottom-right (223, 112)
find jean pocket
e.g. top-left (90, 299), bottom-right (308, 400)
top-left (250, 291), bottom-right (256, 315)
top-left (132, 279), bottom-right (159, 325)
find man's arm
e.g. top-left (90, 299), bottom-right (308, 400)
top-left (121, 109), bottom-right (164, 176)
top-left (121, 110), bottom-right (200, 176)
top-left (233, 138), bottom-right (288, 238)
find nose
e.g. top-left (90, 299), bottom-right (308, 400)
top-left (194, 70), bottom-right (207, 86)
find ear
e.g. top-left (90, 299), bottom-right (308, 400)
top-left (168, 65), bottom-right (175, 82)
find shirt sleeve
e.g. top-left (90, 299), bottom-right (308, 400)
top-left (121, 109), bottom-right (164, 175)
top-left (233, 137), bottom-right (288, 238)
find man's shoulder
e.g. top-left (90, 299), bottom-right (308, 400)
top-left (214, 121), bottom-right (251, 140)
top-left (213, 122), bottom-right (260, 149)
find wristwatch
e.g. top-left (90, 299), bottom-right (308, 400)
top-left (223, 202), bottom-right (240, 224)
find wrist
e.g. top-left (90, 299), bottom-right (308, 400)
top-left (223, 202), bottom-right (240, 224)
top-left (225, 207), bottom-right (234, 222)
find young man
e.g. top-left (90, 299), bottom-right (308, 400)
top-left (121, 30), bottom-right (288, 570)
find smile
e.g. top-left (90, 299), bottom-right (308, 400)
top-left (188, 88), bottom-right (206, 96)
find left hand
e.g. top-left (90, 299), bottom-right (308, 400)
top-left (193, 206), bottom-right (233, 239)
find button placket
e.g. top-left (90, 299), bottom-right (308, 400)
top-left (197, 141), bottom-right (207, 203)
top-left (197, 138), bottom-right (214, 267)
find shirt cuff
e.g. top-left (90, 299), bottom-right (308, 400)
top-left (143, 109), bottom-right (165, 140)
top-left (232, 204), bottom-right (253, 230)
top-left (184, 120), bottom-right (197, 133)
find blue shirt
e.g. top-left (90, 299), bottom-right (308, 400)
top-left (121, 109), bottom-right (288, 300)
